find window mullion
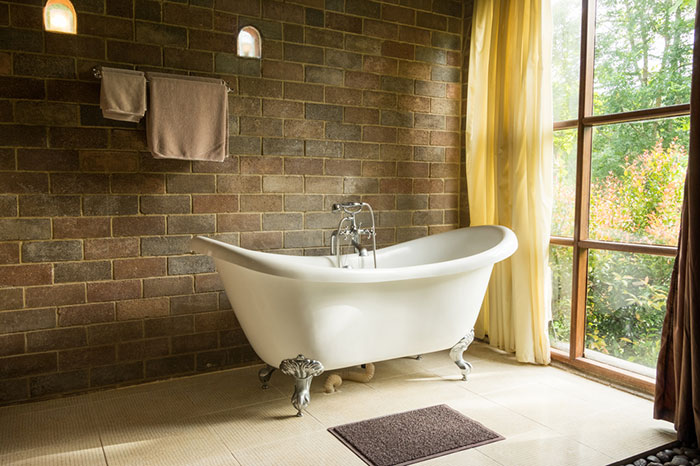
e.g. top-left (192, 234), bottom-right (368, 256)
top-left (569, 0), bottom-right (596, 360)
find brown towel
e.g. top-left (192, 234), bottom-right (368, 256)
top-left (99, 67), bottom-right (147, 122)
top-left (146, 72), bottom-right (228, 162)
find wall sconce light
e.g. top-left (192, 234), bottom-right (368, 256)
top-left (237, 26), bottom-right (261, 59)
top-left (44, 0), bottom-right (77, 35)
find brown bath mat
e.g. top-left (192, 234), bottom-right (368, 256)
top-left (328, 404), bottom-right (504, 466)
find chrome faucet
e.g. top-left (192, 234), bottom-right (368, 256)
top-left (330, 202), bottom-right (377, 268)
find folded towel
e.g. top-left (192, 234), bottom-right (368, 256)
top-left (146, 73), bottom-right (228, 162)
top-left (99, 67), bottom-right (147, 122)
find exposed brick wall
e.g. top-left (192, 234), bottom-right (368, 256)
top-left (0, 0), bottom-right (466, 405)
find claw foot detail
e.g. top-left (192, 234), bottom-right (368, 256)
top-left (258, 365), bottom-right (276, 389)
top-left (449, 329), bottom-right (475, 381)
top-left (279, 354), bottom-right (324, 417)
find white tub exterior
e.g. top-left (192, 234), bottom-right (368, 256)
top-left (190, 225), bottom-right (517, 371)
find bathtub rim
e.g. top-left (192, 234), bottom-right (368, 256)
top-left (190, 225), bottom-right (517, 284)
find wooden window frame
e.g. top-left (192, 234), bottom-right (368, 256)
top-left (551, 0), bottom-right (688, 394)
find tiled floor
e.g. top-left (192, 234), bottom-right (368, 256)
top-left (0, 342), bottom-right (675, 465)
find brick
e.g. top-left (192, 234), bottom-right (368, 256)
top-left (382, 41), bottom-right (414, 60)
top-left (27, 328), bottom-right (86, 352)
top-left (118, 337), bottom-right (169, 361)
top-left (88, 321), bottom-right (143, 345)
top-left (284, 82), bottom-right (323, 101)
top-left (172, 332), bottom-right (218, 354)
top-left (14, 53), bottom-right (75, 79)
top-left (382, 4), bottom-right (415, 24)
top-left (326, 12), bottom-right (362, 33)
top-left (326, 49), bottom-right (362, 70)
top-left (46, 80), bottom-right (99, 103)
top-left (139, 195), bottom-right (190, 215)
top-left (284, 158), bottom-right (324, 175)
top-left (0, 334), bottom-right (24, 357)
top-left (398, 128), bottom-right (430, 145)
top-left (170, 293), bottom-right (218, 315)
top-left (262, 138), bottom-right (304, 156)
top-left (22, 240), bottom-right (82, 263)
top-left (79, 151), bottom-right (139, 172)
top-left (19, 195), bottom-right (81, 218)
top-left (107, 40), bottom-right (162, 65)
top-left (363, 90), bottom-right (397, 109)
top-left (430, 162), bottom-right (460, 178)
top-left (262, 99), bottom-right (303, 118)
top-left (429, 194), bottom-right (458, 209)
top-left (431, 65), bottom-right (460, 83)
top-left (344, 177), bottom-right (378, 194)
top-left (168, 214), bottom-right (216, 234)
top-left (305, 176), bottom-right (343, 194)
top-left (215, 53), bottom-right (260, 75)
top-left (345, 142), bottom-right (380, 160)
top-left (53, 174), bottom-right (110, 195)
top-left (193, 195), bottom-right (238, 214)
top-left (194, 274), bottom-right (224, 293)
top-left (0, 243), bottom-right (19, 264)
top-left (397, 226), bottom-right (428, 242)
top-left (364, 19), bottom-right (398, 39)
top-left (326, 122), bottom-right (361, 141)
top-left (54, 261), bottom-right (111, 283)
top-left (362, 161), bottom-right (396, 177)
top-left (398, 161), bottom-right (430, 177)
top-left (415, 47), bottom-right (446, 65)
top-left (325, 87), bottom-right (362, 105)
top-left (143, 276), bottom-right (193, 298)
top-left (416, 11), bottom-right (447, 30)
top-left (305, 28), bottom-right (343, 48)
top-left (240, 194), bottom-right (283, 212)
top-left (112, 216), bottom-right (166, 237)
top-left (240, 117), bottom-right (283, 137)
top-left (0, 124), bottom-right (46, 147)
top-left (261, 175), bottom-right (303, 193)
top-left (165, 47), bottom-right (213, 72)
top-left (162, 174), bottom-right (213, 194)
top-left (283, 120), bottom-right (324, 139)
top-left (141, 236), bottom-right (191, 256)
top-left (414, 178), bottom-right (444, 193)
top-left (15, 101), bottom-right (79, 126)
top-left (413, 209), bottom-right (443, 225)
top-left (305, 211), bottom-right (341, 229)
top-left (0, 173), bottom-right (47, 194)
top-left (110, 129), bottom-right (147, 150)
top-left (59, 345), bottom-right (115, 371)
top-left (58, 302), bottom-right (114, 327)
top-left (239, 77), bottom-right (283, 98)
top-left (344, 71), bottom-right (380, 90)
top-left (0, 378), bottom-right (26, 403)
top-left (144, 315), bottom-right (193, 338)
top-left (116, 298), bottom-right (169, 321)
top-left (0, 194), bottom-right (15, 217)
top-left (305, 66), bottom-right (343, 85)
top-left (91, 361), bottom-right (143, 386)
top-left (215, 0), bottom-right (260, 16)
top-left (363, 126), bottom-right (397, 143)
top-left (325, 159), bottom-right (362, 176)
top-left (240, 231), bottom-right (282, 250)
top-left (45, 34), bottom-right (105, 60)
top-left (168, 255), bottom-right (215, 275)
top-left (415, 113), bottom-right (445, 129)
top-left (50, 127), bottom-right (108, 149)
top-left (26, 283), bottom-right (85, 308)
top-left (194, 310), bottom-right (237, 332)
top-left (0, 308), bottom-right (56, 334)
top-left (87, 280), bottom-right (141, 303)
top-left (218, 213), bottom-right (260, 232)
top-left (262, 213), bottom-right (303, 230)
top-left (379, 178), bottom-right (413, 193)
top-left (193, 156), bottom-right (240, 174)
top-left (163, 3), bottom-right (212, 28)
top-left (305, 8), bottom-right (324, 26)
top-left (363, 56), bottom-right (398, 75)
top-left (113, 257), bottom-right (166, 280)
top-left (135, 0), bottom-right (161, 21)
top-left (146, 354), bottom-right (194, 378)
top-left (0, 353), bottom-right (56, 379)
top-left (432, 31), bottom-right (461, 50)
top-left (17, 149), bottom-right (79, 172)
top-left (305, 140), bottom-right (342, 157)
top-left (261, 60), bottom-right (303, 81)
top-left (85, 238), bottom-right (139, 260)
top-left (0, 264), bottom-right (52, 287)
top-left (0, 76), bottom-right (45, 99)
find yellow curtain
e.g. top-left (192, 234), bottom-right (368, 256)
top-left (466, 0), bottom-right (553, 364)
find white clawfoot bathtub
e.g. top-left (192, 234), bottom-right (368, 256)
top-left (191, 225), bottom-right (517, 415)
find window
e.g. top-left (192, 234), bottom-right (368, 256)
top-left (43, 0), bottom-right (77, 35)
top-left (549, 0), bottom-right (694, 390)
top-left (237, 26), bottom-right (261, 59)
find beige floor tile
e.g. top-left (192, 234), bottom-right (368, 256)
top-left (233, 430), bottom-right (366, 466)
top-left (103, 432), bottom-right (240, 466)
top-left (422, 447), bottom-right (504, 465)
top-left (0, 446), bottom-right (107, 466)
top-left (0, 404), bottom-right (101, 457)
top-left (203, 398), bottom-right (325, 451)
top-left (477, 426), bottom-right (614, 466)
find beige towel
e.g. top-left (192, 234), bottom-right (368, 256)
top-left (146, 72), bottom-right (228, 162)
top-left (99, 67), bottom-right (146, 122)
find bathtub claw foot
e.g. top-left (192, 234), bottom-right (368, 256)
top-left (280, 355), bottom-right (324, 417)
top-left (258, 365), bottom-right (276, 389)
top-left (450, 329), bottom-right (475, 381)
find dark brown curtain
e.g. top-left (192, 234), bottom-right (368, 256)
top-left (653, 0), bottom-right (700, 447)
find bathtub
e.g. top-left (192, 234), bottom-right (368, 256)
top-left (190, 225), bottom-right (517, 415)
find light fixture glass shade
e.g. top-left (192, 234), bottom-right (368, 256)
top-left (44, 0), bottom-right (77, 35)
top-left (237, 26), bottom-right (261, 58)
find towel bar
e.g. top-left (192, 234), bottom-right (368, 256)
top-left (92, 66), bottom-right (234, 93)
